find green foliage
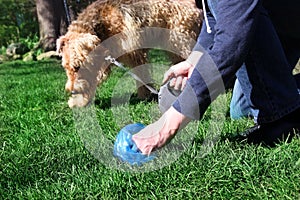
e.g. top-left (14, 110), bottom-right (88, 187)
top-left (0, 0), bottom-right (38, 47)
top-left (0, 46), bottom-right (6, 55)
top-left (19, 34), bottom-right (39, 50)
top-left (19, 34), bottom-right (42, 58)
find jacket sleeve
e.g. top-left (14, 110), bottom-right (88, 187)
top-left (173, 0), bottom-right (261, 119)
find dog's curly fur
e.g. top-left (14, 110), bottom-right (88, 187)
top-left (57, 0), bottom-right (203, 108)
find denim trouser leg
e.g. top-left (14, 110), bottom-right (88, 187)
top-left (236, 10), bottom-right (300, 124)
top-left (207, 0), bottom-right (300, 123)
top-left (230, 73), bottom-right (300, 122)
top-left (230, 18), bottom-right (300, 122)
top-left (174, 0), bottom-right (300, 123)
top-left (230, 64), bottom-right (261, 122)
top-left (230, 78), bottom-right (253, 120)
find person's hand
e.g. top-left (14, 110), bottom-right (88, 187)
top-left (132, 107), bottom-right (191, 155)
top-left (162, 60), bottom-right (195, 91)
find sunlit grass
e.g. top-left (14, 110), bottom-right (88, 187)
top-left (0, 58), bottom-right (299, 199)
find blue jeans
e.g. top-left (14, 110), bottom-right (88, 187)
top-left (229, 1), bottom-right (300, 119)
top-left (230, 78), bottom-right (255, 120)
top-left (207, 0), bottom-right (300, 122)
top-left (173, 0), bottom-right (300, 123)
top-left (230, 75), bottom-right (300, 122)
top-left (230, 33), bottom-right (300, 121)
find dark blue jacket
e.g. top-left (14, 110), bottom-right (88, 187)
top-left (172, 0), bottom-right (300, 120)
top-left (195, 0), bottom-right (300, 38)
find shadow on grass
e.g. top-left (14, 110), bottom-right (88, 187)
top-left (94, 93), bottom-right (158, 110)
top-left (0, 60), bottom-right (64, 76)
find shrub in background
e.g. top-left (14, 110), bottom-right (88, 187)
top-left (0, 0), bottom-right (38, 48)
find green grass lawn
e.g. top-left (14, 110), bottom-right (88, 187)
top-left (0, 58), bottom-right (299, 199)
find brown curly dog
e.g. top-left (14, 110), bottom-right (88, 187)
top-left (56, 0), bottom-right (202, 108)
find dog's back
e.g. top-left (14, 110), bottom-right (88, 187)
top-left (57, 0), bottom-right (203, 108)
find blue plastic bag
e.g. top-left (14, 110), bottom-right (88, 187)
top-left (113, 123), bottom-right (155, 165)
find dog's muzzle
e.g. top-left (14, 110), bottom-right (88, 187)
top-left (71, 90), bottom-right (80, 95)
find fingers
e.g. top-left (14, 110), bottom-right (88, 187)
top-left (132, 113), bottom-right (168, 155)
top-left (132, 107), bottom-right (189, 155)
top-left (162, 61), bottom-right (193, 85)
top-left (162, 62), bottom-right (182, 85)
top-left (162, 68), bottom-right (174, 85)
top-left (132, 125), bottom-right (161, 155)
top-left (169, 76), bottom-right (188, 91)
top-left (168, 77), bottom-right (176, 88)
top-left (181, 77), bottom-right (188, 91)
top-left (132, 134), bottom-right (157, 155)
top-left (170, 76), bottom-right (182, 90)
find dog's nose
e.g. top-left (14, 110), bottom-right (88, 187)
top-left (71, 90), bottom-right (79, 95)
top-left (74, 66), bottom-right (80, 72)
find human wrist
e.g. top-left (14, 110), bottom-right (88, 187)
top-left (186, 51), bottom-right (204, 67)
top-left (167, 106), bottom-right (189, 129)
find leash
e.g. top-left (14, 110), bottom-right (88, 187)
top-left (63, 0), bottom-right (71, 26)
top-left (105, 55), bottom-right (159, 94)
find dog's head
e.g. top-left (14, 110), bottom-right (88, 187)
top-left (56, 32), bottom-right (100, 93)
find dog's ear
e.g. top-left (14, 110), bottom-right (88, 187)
top-left (56, 36), bottom-right (68, 56)
top-left (78, 33), bottom-right (100, 50)
top-left (73, 33), bottom-right (100, 57)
